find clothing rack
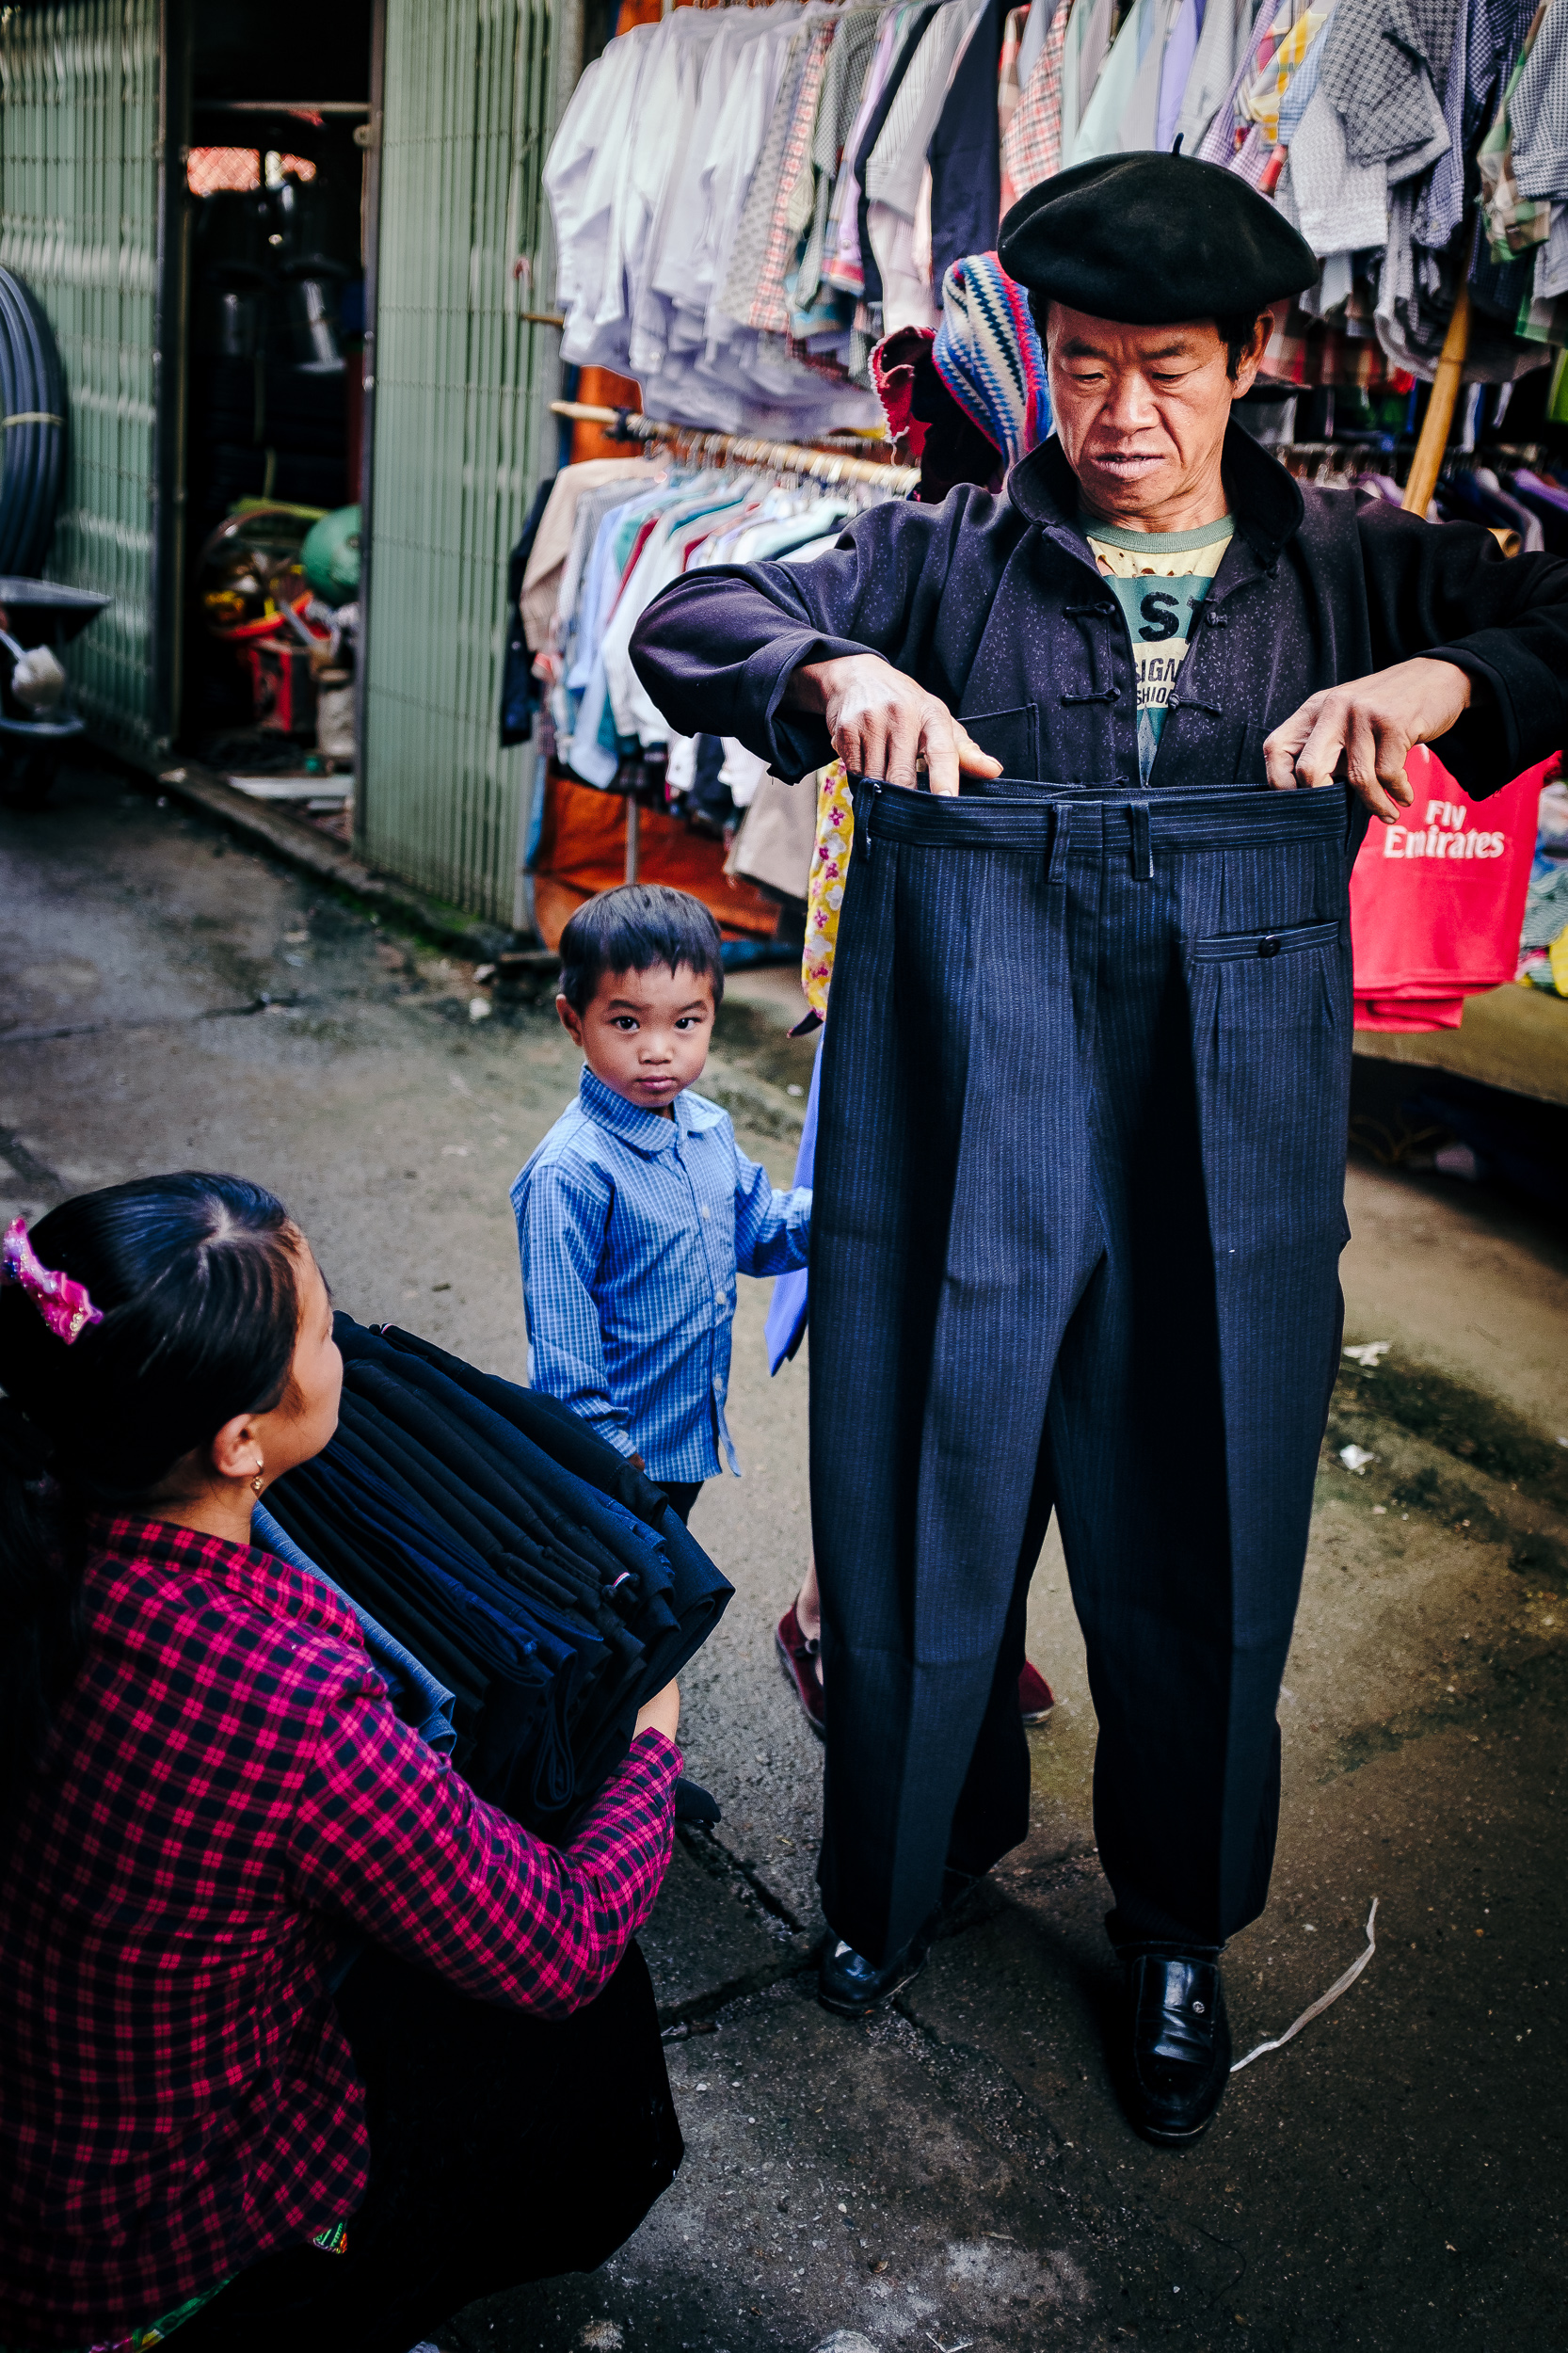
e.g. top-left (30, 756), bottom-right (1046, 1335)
top-left (545, 400), bottom-right (912, 885)
top-left (549, 402), bottom-right (919, 493)
top-left (555, 402), bottom-right (1551, 499)
top-left (1274, 439), bottom-right (1548, 483)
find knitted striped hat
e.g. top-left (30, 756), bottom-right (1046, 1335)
top-left (933, 251), bottom-right (1050, 472)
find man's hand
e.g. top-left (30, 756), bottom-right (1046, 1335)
top-left (1263, 657), bottom-right (1474, 824)
top-left (786, 655), bottom-right (1003, 798)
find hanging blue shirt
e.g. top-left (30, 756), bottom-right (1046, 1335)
top-left (512, 1065), bottom-right (812, 1481)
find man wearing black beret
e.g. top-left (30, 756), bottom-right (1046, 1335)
top-left (630, 154), bottom-right (1568, 2146)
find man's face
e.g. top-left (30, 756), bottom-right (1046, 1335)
top-left (1045, 305), bottom-right (1266, 523)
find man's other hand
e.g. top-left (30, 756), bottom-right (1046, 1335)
top-left (1264, 657), bottom-right (1474, 824)
top-left (787, 655), bottom-right (1004, 797)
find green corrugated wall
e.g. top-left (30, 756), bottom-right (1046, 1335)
top-left (0, 2), bottom-right (161, 759)
top-left (361, 0), bottom-right (558, 927)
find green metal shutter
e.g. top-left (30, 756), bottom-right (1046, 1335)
top-left (0, 1), bottom-right (164, 760)
top-left (361, 0), bottom-right (561, 928)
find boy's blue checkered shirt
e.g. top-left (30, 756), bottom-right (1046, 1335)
top-left (512, 1064), bottom-right (811, 1481)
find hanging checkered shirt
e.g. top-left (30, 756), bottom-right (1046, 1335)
top-left (514, 1064), bottom-right (812, 1482)
top-left (0, 1517), bottom-right (679, 2347)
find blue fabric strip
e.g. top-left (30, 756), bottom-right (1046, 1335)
top-left (251, 1500), bottom-right (458, 1753)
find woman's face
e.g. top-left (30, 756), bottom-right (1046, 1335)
top-left (253, 1241), bottom-right (343, 1481)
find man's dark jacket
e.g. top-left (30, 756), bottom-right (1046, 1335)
top-left (629, 424), bottom-right (1568, 801)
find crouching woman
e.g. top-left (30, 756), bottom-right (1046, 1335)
top-left (0, 1174), bottom-right (683, 2353)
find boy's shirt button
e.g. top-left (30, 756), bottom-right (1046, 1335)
top-left (700, 1205), bottom-right (712, 1219)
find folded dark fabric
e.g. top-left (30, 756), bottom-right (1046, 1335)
top-left (371, 1321), bottom-right (733, 1689)
top-left (262, 1470), bottom-right (486, 1711)
top-left (344, 1324), bottom-right (666, 1602)
top-left (334, 1391), bottom-right (517, 1563)
top-left (372, 1321), bottom-right (674, 1525)
top-left (252, 1500), bottom-right (459, 1754)
top-left (265, 1317), bottom-right (734, 1837)
top-left (266, 1453), bottom-right (585, 1823)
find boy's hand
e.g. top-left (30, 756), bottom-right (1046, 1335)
top-left (635, 1678), bottom-right (680, 1742)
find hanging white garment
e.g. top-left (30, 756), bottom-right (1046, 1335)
top-left (866, 0), bottom-right (990, 334)
top-left (1059, 0), bottom-right (1117, 158)
top-left (1015, 0), bottom-right (1057, 92)
top-left (1172, 0), bottom-right (1257, 157)
top-left (1067, 0), bottom-right (1177, 166)
top-left (522, 460), bottom-right (657, 655)
top-left (1537, 206), bottom-right (1568, 302)
top-left (730, 765), bottom-right (818, 895)
top-left (628, 8), bottom-right (730, 379)
top-left (551, 26), bottom-right (660, 370)
top-left (1284, 83), bottom-right (1390, 254)
top-left (598, 479), bottom-right (760, 760)
top-left (718, 740), bottom-right (773, 809)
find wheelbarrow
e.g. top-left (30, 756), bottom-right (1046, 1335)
top-left (0, 577), bottom-right (112, 808)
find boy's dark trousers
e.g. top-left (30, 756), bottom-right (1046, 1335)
top-left (811, 776), bottom-right (1353, 1968)
top-left (658, 1480), bottom-right (704, 1525)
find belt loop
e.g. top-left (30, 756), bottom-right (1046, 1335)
top-left (1047, 800), bottom-right (1072, 883)
top-left (1128, 801), bottom-right (1153, 881)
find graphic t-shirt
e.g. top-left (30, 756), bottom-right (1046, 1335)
top-left (1082, 512), bottom-right (1235, 784)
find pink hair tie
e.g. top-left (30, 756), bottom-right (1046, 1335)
top-left (1, 1218), bottom-right (104, 1345)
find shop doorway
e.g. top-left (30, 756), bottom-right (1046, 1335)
top-left (181, 1), bottom-right (376, 839)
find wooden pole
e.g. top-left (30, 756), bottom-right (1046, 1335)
top-left (625, 794), bottom-right (641, 887)
top-left (1402, 281), bottom-right (1471, 517)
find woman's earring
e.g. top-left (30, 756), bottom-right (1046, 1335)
top-left (249, 1455), bottom-right (264, 1497)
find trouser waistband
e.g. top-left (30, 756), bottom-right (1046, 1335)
top-left (853, 776), bottom-right (1353, 861)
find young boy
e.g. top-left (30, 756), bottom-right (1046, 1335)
top-left (513, 884), bottom-right (811, 1526)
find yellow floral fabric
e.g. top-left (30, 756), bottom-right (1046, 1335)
top-left (803, 759), bottom-right (854, 1018)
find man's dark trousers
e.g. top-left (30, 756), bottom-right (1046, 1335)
top-left (810, 775), bottom-right (1355, 1967)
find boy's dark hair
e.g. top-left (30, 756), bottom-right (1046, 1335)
top-left (557, 884), bottom-right (726, 1014)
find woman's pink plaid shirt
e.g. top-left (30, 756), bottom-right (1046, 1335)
top-left (0, 1516), bottom-right (679, 2347)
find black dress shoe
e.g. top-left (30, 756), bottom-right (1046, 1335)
top-left (1118, 1946), bottom-right (1231, 2145)
top-left (817, 1931), bottom-right (930, 2018)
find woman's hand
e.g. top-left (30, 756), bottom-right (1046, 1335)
top-left (635, 1678), bottom-right (680, 1742)
top-left (787, 655), bottom-right (1003, 797)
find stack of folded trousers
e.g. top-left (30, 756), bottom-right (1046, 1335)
top-left (261, 1316), bottom-right (731, 1833)
top-left (254, 1497), bottom-right (460, 1755)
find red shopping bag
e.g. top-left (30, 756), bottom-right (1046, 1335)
top-left (1349, 746), bottom-right (1550, 1032)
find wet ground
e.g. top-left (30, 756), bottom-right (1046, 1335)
top-left (3, 766), bottom-right (1565, 2353)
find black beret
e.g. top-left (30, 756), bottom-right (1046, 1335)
top-left (998, 153), bottom-right (1318, 325)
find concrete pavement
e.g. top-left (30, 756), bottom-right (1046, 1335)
top-left (3, 765), bottom-right (1564, 2353)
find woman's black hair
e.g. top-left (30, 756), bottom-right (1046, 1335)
top-left (0, 1172), bottom-right (301, 1817)
top-left (558, 883), bottom-right (726, 1015)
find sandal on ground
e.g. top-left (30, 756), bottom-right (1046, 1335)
top-left (776, 1603), bottom-right (825, 1738)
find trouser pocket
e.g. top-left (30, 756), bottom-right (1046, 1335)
top-left (1186, 918), bottom-right (1341, 964)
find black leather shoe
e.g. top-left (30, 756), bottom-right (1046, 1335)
top-left (817, 1931), bottom-right (929, 2018)
top-left (1119, 1947), bottom-right (1231, 2145)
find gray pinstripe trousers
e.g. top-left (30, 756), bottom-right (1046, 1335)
top-left (810, 778), bottom-right (1355, 1965)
